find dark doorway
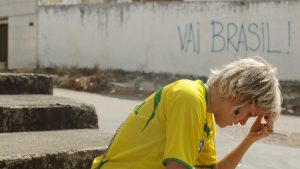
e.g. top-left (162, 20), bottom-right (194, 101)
top-left (0, 23), bottom-right (8, 69)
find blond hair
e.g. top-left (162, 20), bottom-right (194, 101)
top-left (207, 56), bottom-right (282, 121)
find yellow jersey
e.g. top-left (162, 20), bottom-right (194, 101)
top-left (91, 79), bottom-right (217, 169)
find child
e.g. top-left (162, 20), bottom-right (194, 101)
top-left (91, 56), bottom-right (281, 169)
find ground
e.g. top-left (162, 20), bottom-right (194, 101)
top-left (7, 67), bottom-right (300, 149)
top-left (9, 67), bottom-right (300, 116)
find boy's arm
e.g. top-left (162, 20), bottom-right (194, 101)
top-left (167, 115), bottom-right (273, 169)
top-left (208, 136), bottom-right (255, 169)
top-left (204, 115), bottom-right (272, 169)
top-left (166, 137), bottom-right (253, 169)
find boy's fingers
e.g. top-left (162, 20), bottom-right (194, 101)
top-left (262, 115), bottom-right (274, 133)
top-left (255, 115), bottom-right (263, 123)
top-left (265, 117), bottom-right (274, 132)
top-left (262, 124), bottom-right (270, 136)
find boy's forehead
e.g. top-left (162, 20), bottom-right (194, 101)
top-left (250, 104), bottom-right (267, 115)
top-left (238, 103), bottom-right (263, 114)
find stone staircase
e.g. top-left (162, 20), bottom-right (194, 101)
top-left (0, 73), bottom-right (111, 169)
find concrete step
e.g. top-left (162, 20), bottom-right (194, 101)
top-left (0, 95), bottom-right (98, 132)
top-left (0, 129), bottom-right (112, 169)
top-left (0, 73), bottom-right (53, 94)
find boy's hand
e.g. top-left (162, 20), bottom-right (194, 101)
top-left (246, 114), bottom-right (273, 143)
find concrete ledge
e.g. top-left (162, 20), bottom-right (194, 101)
top-left (0, 129), bottom-right (111, 169)
top-left (0, 73), bottom-right (53, 94)
top-left (0, 148), bottom-right (105, 169)
top-left (0, 95), bottom-right (99, 132)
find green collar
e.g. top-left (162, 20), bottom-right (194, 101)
top-left (198, 80), bottom-right (208, 108)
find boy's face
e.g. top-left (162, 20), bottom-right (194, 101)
top-left (213, 97), bottom-right (265, 128)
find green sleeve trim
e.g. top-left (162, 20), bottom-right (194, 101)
top-left (95, 159), bottom-right (110, 169)
top-left (198, 80), bottom-right (208, 107)
top-left (163, 158), bottom-right (193, 169)
top-left (141, 88), bottom-right (163, 131)
top-left (194, 164), bottom-right (215, 168)
top-left (134, 101), bottom-right (145, 115)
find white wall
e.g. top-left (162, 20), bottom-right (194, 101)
top-left (38, 1), bottom-right (300, 80)
top-left (0, 0), bottom-right (37, 69)
top-left (38, 0), bottom-right (82, 6)
top-left (0, 0), bottom-right (36, 17)
top-left (8, 14), bottom-right (37, 69)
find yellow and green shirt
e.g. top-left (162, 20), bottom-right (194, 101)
top-left (91, 79), bottom-right (217, 169)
